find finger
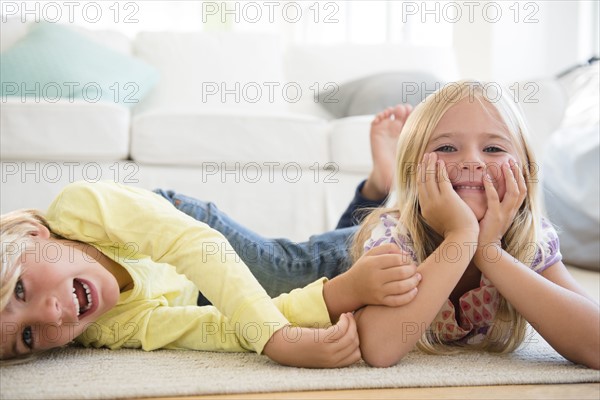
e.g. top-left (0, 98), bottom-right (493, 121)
top-left (381, 261), bottom-right (418, 279)
top-left (371, 253), bottom-right (416, 271)
top-left (334, 313), bottom-right (359, 352)
top-left (503, 162), bottom-right (519, 198)
top-left (327, 314), bottom-right (360, 367)
top-left (364, 242), bottom-right (408, 257)
top-left (417, 154), bottom-right (428, 201)
top-left (511, 160), bottom-right (528, 206)
top-left (382, 272), bottom-right (422, 294)
top-left (382, 287), bottom-right (418, 307)
top-left (437, 159), bottom-right (453, 194)
top-left (425, 152), bottom-right (440, 197)
top-left (335, 323), bottom-right (362, 367)
top-left (483, 172), bottom-right (500, 211)
top-left (331, 313), bottom-right (349, 339)
top-left (500, 162), bottom-right (522, 214)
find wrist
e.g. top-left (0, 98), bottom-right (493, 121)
top-left (474, 241), bottom-right (503, 267)
top-left (323, 272), bottom-right (362, 321)
top-left (445, 227), bottom-right (479, 242)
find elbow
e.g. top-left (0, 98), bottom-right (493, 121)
top-left (566, 324), bottom-right (600, 370)
top-left (576, 349), bottom-right (600, 370)
top-left (356, 307), bottom-right (413, 368)
top-left (361, 344), bottom-right (410, 368)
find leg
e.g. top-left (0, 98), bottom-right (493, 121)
top-left (154, 189), bottom-right (356, 301)
top-left (336, 104), bottom-right (413, 229)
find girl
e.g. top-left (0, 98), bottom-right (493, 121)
top-left (350, 80), bottom-right (600, 369)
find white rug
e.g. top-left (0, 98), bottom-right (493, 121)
top-left (1, 331), bottom-right (598, 400)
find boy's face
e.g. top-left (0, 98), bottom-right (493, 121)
top-left (1, 233), bottom-right (120, 358)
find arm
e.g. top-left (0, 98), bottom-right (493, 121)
top-left (356, 231), bottom-right (477, 367)
top-left (323, 243), bottom-right (421, 320)
top-left (474, 250), bottom-right (600, 369)
top-left (49, 182), bottom-right (361, 367)
top-left (46, 181), bottom-right (288, 354)
top-left (475, 160), bottom-right (599, 369)
top-left (356, 153), bottom-right (480, 367)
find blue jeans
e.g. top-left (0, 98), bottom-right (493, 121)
top-left (154, 189), bottom-right (358, 305)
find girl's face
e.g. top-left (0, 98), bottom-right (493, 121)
top-left (424, 97), bottom-right (521, 221)
top-left (0, 232), bottom-right (120, 358)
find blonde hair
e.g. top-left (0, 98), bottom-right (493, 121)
top-left (0, 209), bottom-right (61, 362)
top-left (352, 80), bottom-right (548, 354)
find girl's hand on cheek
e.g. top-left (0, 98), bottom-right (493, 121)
top-left (478, 160), bottom-right (527, 246)
top-left (417, 152), bottom-right (479, 238)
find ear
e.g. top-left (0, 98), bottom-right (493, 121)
top-left (29, 222), bottom-right (51, 239)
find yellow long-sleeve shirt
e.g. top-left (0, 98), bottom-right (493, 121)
top-left (45, 181), bottom-right (331, 354)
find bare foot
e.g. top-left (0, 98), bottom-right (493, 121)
top-left (362, 104), bottom-right (413, 200)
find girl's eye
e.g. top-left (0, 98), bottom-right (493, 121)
top-left (484, 146), bottom-right (504, 153)
top-left (22, 326), bottom-right (33, 349)
top-left (435, 145), bottom-right (456, 152)
top-left (14, 279), bottom-right (25, 301)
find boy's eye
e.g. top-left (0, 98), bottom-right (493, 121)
top-left (14, 279), bottom-right (25, 301)
top-left (22, 326), bottom-right (33, 349)
top-left (435, 145), bottom-right (456, 152)
top-left (484, 146), bottom-right (504, 153)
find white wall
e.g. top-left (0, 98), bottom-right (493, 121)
top-left (453, 0), bottom-right (598, 82)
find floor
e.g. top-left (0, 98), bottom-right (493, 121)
top-left (153, 384), bottom-right (600, 399)
top-left (151, 266), bottom-right (599, 400)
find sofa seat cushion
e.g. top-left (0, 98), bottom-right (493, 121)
top-left (328, 116), bottom-right (372, 174)
top-left (131, 110), bottom-right (327, 167)
top-left (0, 99), bottom-right (129, 160)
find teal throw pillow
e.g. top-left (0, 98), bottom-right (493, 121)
top-left (0, 23), bottom-right (159, 107)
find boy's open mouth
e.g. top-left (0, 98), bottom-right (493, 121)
top-left (72, 279), bottom-right (94, 319)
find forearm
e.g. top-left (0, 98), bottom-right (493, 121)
top-left (357, 232), bottom-right (477, 367)
top-left (323, 273), bottom-right (364, 322)
top-left (474, 246), bottom-right (600, 369)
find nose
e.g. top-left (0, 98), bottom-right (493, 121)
top-left (459, 149), bottom-right (485, 172)
top-left (34, 296), bottom-right (63, 326)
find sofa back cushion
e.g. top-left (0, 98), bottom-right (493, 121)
top-left (132, 32), bottom-right (287, 113)
top-left (284, 44), bottom-right (459, 116)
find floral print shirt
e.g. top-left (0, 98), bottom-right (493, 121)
top-left (364, 213), bottom-right (562, 344)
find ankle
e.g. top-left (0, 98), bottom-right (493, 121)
top-left (362, 175), bottom-right (389, 201)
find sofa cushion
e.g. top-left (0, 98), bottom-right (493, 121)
top-left (327, 116), bottom-right (372, 173)
top-left (0, 22), bottom-right (158, 107)
top-left (284, 44), bottom-right (459, 117)
top-left (131, 110), bottom-right (327, 167)
top-left (318, 71), bottom-right (443, 118)
top-left (132, 32), bottom-right (286, 113)
top-left (0, 99), bottom-right (130, 160)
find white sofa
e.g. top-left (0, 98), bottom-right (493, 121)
top-left (0, 21), bottom-right (569, 244)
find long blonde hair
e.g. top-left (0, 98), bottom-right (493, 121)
top-left (353, 80), bottom-right (548, 354)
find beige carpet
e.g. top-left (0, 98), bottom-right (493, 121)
top-left (1, 329), bottom-right (598, 400)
